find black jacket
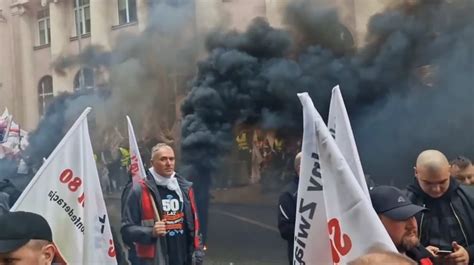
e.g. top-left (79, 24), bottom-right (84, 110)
top-left (121, 172), bottom-right (204, 265)
top-left (406, 177), bottom-right (474, 264)
top-left (406, 245), bottom-right (434, 265)
top-left (277, 176), bottom-right (298, 265)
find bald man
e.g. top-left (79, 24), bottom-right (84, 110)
top-left (406, 150), bottom-right (474, 265)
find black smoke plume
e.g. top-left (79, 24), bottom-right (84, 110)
top-left (181, 0), bottom-right (474, 188)
top-left (24, 90), bottom-right (106, 170)
top-left (48, 0), bottom-right (198, 143)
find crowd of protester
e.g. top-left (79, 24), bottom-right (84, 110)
top-left (1, 140), bottom-right (473, 265)
top-left (278, 150), bottom-right (474, 265)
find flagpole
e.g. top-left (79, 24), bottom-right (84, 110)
top-left (126, 115), bottom-right (160, 221)
top-left (151, 198), bottom-right (161, 222)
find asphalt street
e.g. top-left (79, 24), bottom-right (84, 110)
top-left (205, 203), bottom-right (287, 265)
top-left (106, 198), bottom-right (288, 265)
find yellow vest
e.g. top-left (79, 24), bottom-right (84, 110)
top-left (236, 132), bottom-right (249, 150)
top-left (274, 138), bottom-right (283, 152)
top-left (119, 147), bottom-right (130, 167)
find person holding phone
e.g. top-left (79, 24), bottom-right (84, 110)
top-left (370, 186), bottom-right (434, 264)
top-left (406, 150), bottom-right (474, 265)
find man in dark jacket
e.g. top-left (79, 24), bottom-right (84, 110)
top-left (277, 152), bottom-right (301, 265)
top-left (121, 173), bottom-right (139, 265)
top-left (406, 149), bottom-right (474, 265)
top-left (370, 186), bottom-right (434, 265)
top-left (121, 143), bottom-right (204, 265)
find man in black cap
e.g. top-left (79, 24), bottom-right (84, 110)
top-left (370, 186), bottom-right (434, 265)
top-left (0, 211), bottom-right (57, 265)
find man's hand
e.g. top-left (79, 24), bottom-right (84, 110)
top-left (152, 221), bottom-right (167, 237)
top-left (447, 241), bottom-right (469, 265)
top-left (426, 245), bottom-right (440, 257)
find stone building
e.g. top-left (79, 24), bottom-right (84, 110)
top-left (0, 0), bottom-right (388, 130)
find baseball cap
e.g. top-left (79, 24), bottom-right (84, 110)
top-left (370, 186), bottom-right (427, 221)
top-left (0, 211), bottom-right (53, 253)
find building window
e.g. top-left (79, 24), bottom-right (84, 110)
top-left (74, 68), bottom-right (95, 91)
top-left (37, 9), bottom-right (51, 45)
top-left (38, 76), bottom-right (54, 115)
top-left (118, 0), bottom-right (137, 24)
top-left (74, 0), bottom-right (91, 35)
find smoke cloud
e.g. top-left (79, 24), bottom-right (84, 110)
top-left (24, 90), bottom-right (106, 170)
top-left (355, 0), bottom-right (474, 184)
top-left (181, 0), bottom-right (474, 186)
top-left (22, 0), bottom-right (198, 165)
top-left (6, 0), bottom-right (473, 190)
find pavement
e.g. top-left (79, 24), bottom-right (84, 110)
top-left (205, 203), bottom-right (287, 265)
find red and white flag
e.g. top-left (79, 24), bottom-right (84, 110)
top-left (293, 93), bottom-right (332, 265)
top-left (12, 108), bottom-right (117, 264)
top-left (298, 93), bottom-right (396, 264)
top-left (126, 115), bottom-right (147, 182)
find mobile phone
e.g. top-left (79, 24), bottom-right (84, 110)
top-left (437, 250), bottom-right (452, 256)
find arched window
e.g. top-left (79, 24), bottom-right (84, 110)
top-left (74, 68), bottom-right (95, 91)
top-left (38, 76), bottom-right (54, 115)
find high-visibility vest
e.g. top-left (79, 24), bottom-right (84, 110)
top-left (119, 147), bottom-right (130, 167)
top-left (274, 138), bottom-right (283, 152)
top-left (236, 132), bottom-right (249, 150)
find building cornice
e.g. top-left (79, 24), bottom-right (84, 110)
top-left (40, 0), bottom-right (62, 7)
top-left (10, 0), bottom-right (29, 16)
top-left (10, 5), bottom-right (26, 16)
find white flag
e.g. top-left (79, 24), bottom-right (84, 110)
top-left (293, 93), bottom-right (332, 265)
top-left (328, 85), bottom-right (370, 200)
top-left (126, 115), bottom-right (147, 181)
top-left (298, 93), bottom-right (396, 264)
top-left (12, 108), bottom-right (118, 265)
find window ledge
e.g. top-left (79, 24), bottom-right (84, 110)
top-left (111, 21), bottom-right (138, 30)
top-left (33, 44), bottom-right (51, 50)
top-left (70, 33), bottom-right (91, 42)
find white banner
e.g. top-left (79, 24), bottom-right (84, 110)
top-left (298, 93), bottom-right (396, 264)
top-left (293, 93), bottom-right (332, 265)
top-left (126, 115), bottom-right (147, 181)
top-left (12, 108), bottom-right (117, 265)
top-left (328, 85), bottom-right (370, 200)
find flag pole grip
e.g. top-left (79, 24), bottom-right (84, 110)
top-left (150, 197), bottom-right (161, 222)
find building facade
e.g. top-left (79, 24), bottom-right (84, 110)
top-left (0, 0), bottom-right (387, 131)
